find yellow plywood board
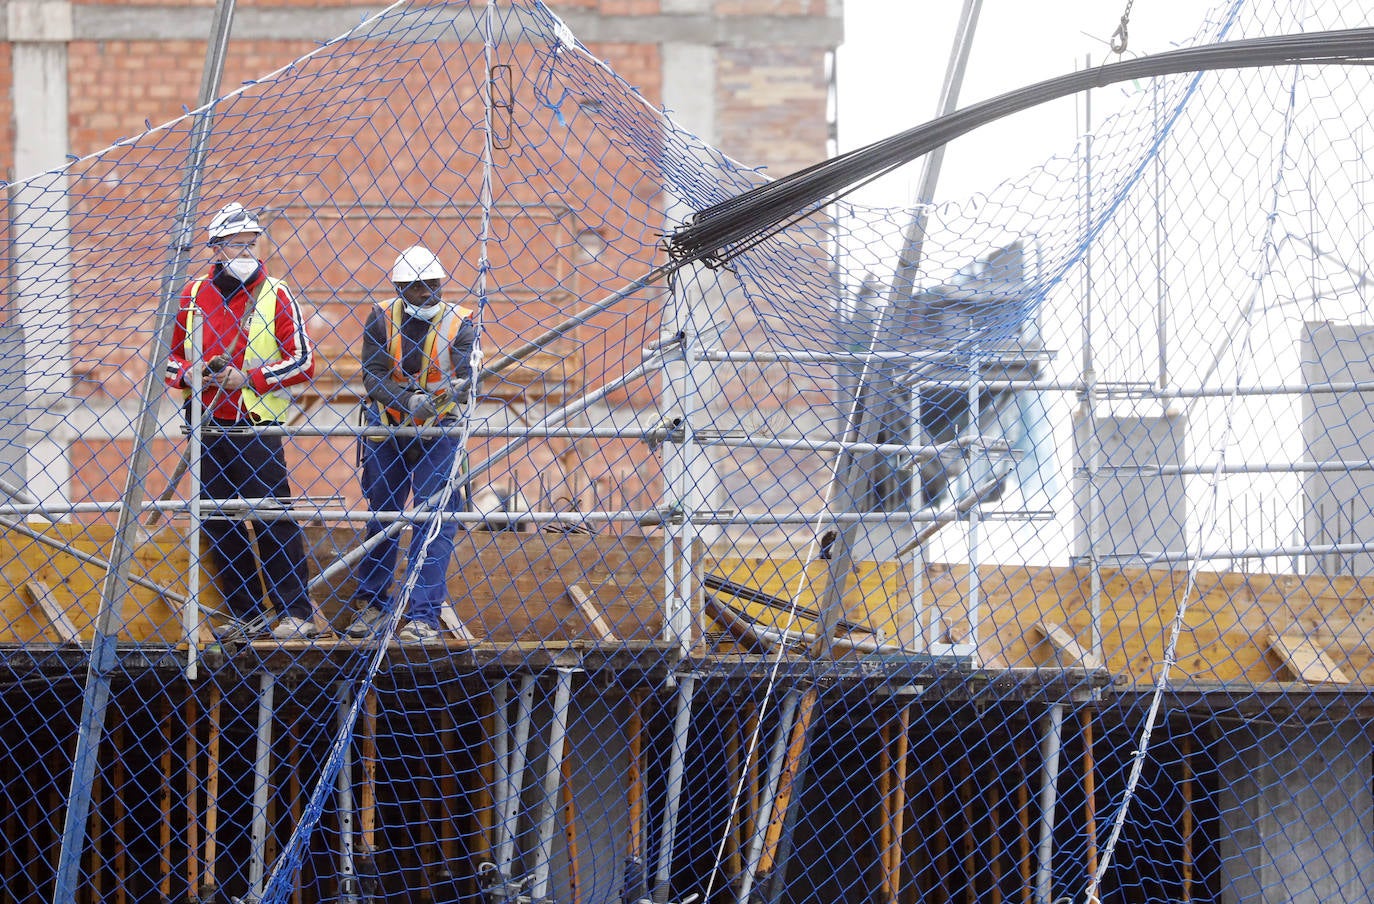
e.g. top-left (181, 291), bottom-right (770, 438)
top-left (705, 555), bottom-right (909, 641)
top-left (0, 523), bottom-right (202, 644)
top-left (4, 522), bottom-right (1374, 688)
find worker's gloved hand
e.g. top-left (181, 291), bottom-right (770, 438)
top-left (209, 365), bottom-right (248, 392)
top-left (433, 378), bottom-right (471, 408)
top-left (408, 391), bottom-right (440, 423)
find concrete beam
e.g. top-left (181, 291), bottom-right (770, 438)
top-left (0, 3), bottom-right (844, 47)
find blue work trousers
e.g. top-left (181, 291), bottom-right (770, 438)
top-left (200, 427), bottom-right (312, 621)
top-left (355, 425), bottom-right (466, 628)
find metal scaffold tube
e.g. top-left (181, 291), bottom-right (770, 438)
top-left (736, 688), bottom-right (799, 904)
top-left (653, 673), bottom-right (698, 904)
top-left (485, 673), bottom-right (537, 901)
top-left (530, 668), bottom-right (576, 904)
top-left (52, 2), bottom-right (238, 900)
top-left (1035, 704), bottom-right (1065, 904)
top-left (248, 672), bottom-right (277, 898)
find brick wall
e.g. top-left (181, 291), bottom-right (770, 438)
top-left (717, 44), bottom-right (829, 177)
top-left (8, 0), bottom-right (839, 515)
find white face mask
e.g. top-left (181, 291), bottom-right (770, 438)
top-left (403, 300), bottom-right (443, 320)
top-left (225, 257), bottom-right (258, 281)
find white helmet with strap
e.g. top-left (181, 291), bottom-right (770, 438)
top-left (392, 245), bottom-right (446, 319)
top-left (206, 202), bottom-right (264, 243)
top-left (392, 245), bottom-right (446, 284)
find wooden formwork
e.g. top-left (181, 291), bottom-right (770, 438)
top-left (2, 521), bottom-right (1372, 687)
top-left (701, 555), bottom-right (1374, 687)
top-left (0, 524), bottom-right (666, 646)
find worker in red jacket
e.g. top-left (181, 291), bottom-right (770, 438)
top-left (164, 202), bottom-right (318, 641)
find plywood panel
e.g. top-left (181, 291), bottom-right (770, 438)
top-left (310, 527), bottom-right (666, 642)
top-left (0, 523), bottom-right (204, 644)
top-left (3, 520), bottom-right (1373, 687)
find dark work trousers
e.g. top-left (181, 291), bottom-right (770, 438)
top-left (199, 426), bottom-right (311, 621)
top-left (355, 416), bottom-right (468, 629)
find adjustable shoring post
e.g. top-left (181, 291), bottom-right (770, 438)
top-left (336, 682), bottom-right (362, 904)
top-left (529, 669), bottom-right (577, 904)
top-left (650, 673), bottom-right (698, 904)
top-left (484, 674), bottom-right (538, 903)
top-left (487, 681), bottom-right (509, 868)
top-left (247, 672), bottom-right (276, 899)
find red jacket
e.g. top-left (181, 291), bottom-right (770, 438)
top-left (164, 264), bottom-right (315, 421)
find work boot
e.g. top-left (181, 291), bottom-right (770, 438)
top-left (271, 615), bottom-right (321, 641)
top-left (214, 614), bottom-right (270, 645)
top-left (345, 606), bottom-right (389, 639)
top-left (396, 620), bottom-right (441, 644)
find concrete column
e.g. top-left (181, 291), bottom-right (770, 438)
top-left (661, 0), bottom-right (715, 146)
top-left (8, 0), bottom-right (74, 510)
top-left (1216, 719), bottom-right (1374, 904)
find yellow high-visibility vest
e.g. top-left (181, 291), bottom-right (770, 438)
top-left (184, 277), bottom-right (291, 423)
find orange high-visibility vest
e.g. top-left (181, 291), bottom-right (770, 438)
top-left (378, 297), bottom-right (472, 426)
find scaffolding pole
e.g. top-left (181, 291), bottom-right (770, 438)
top-left (52, 2), bottom-right (238, 899)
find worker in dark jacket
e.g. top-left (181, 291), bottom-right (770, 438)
top-left (164, 202), bottom-right (318, 641)
top-left (347, 245), bottom-right (476, 643)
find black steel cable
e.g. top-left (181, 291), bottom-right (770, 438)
top-left (666, 27), bottom-right (1374, 269)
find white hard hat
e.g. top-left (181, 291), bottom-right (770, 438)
top-left (206, 202), bottom-right (264, 242)
top-left (392, 245), bottom-right (446, 284)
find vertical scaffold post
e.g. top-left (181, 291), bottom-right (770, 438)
top-left (490, 674), bottom-right (537, 895)
top-left (530, 668), bottom-right (576, 903)
top-left (52, 2), bottom-right (238, 900)
top-left (489, 681), bottom-right (510, 869)
top-left (186, 688), bottom-right (200, 898)
top-left (336, 682), bottom-right (361, 904)
top-left (1035, 704), bottom-right (1064, 904)
top-left (248, 672), bottom-right (277, 898)
top-left (652, 672), bottom-right (698, 904)
top-left (660, 264), bottom-right (712, 658)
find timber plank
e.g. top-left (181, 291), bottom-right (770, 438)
top-left (22, 580), bottom-right (79, 645)
top-left (1268, 632), bottom-right (1351, 684)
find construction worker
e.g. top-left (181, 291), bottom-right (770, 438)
top-left (347, 245), bottom-right (476, 643)
top-left (164, 202), bottom-right (319, 641)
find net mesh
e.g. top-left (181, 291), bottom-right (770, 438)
top-left (2, 1), bottom-right (1374, 903)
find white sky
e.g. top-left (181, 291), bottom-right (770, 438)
top-left (835, 0), bottom-right (1220, 208)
